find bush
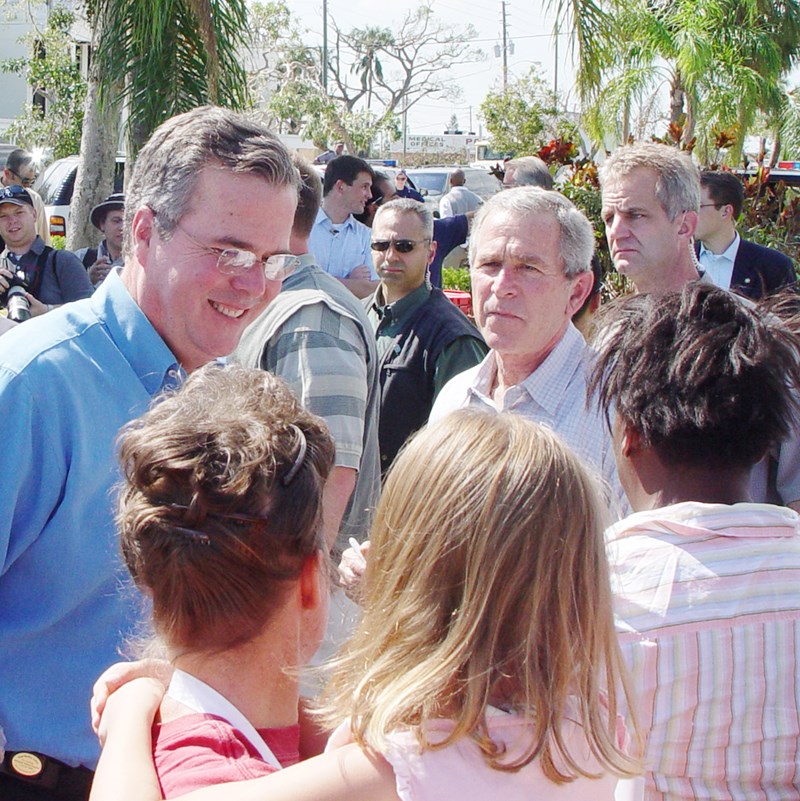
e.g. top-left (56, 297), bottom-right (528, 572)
top-left (441, 267), bottom-right (471, 291)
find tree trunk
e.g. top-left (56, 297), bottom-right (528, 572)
top-left (66, 17), bottom-right (120, 252)
top-left (769, 130), bottom-right (781, 167)
top-left (669, 70), bottom-right (685, 125)
top-left (682, 91), bottom-right (696, 146)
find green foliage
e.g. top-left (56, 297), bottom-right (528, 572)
top-left (441, 267), bottom-right (472, 292)
top-left (739, 170), bottom-right (800, 266)
top-left (480, 66), bottom-right (577, 156)
top-left (551, 0), bottom-right (800, 158)
top-left (50, 235), bottom-right (66, 250)
top-left (0, 7), bottom-right (86, 158)
top-left (89, 0), bottom-right (251, 153)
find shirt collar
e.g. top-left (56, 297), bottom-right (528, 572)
top-left (372, 282), bottom-right (431, 322)
top-left (516, 323), bottom-right (587, 415)
top-left (698, 231), bottom-right (740, 263)
top-left (315, 207), bottom-right (356, 232)
top-left (466, 324), bottom-right (585, 416)
top-left (92, 268), bottom-right (183, 396)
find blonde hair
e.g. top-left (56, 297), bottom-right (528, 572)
top-left (320, 410), bottom-right (638, 781)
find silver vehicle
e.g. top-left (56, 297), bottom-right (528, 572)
top-left (405, 166), bottom-right (501, 216)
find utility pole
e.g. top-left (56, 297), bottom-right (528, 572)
top-left (501, 1), bottom-right (508, 91)
top-left (322, 0), bottom-right (328, 92)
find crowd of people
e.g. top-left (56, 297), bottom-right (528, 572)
top-left (0, 107), bottom-right (798, 801)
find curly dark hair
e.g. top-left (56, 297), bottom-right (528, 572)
top-left (589, 283), bottom-right (800, 469)
top-left (117, 364), bottom-right (335, 653)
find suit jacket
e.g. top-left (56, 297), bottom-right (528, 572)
top-left (695, 238), bottom-right (797, 300)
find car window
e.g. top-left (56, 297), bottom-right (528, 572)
top-left (36, 159), bottom-right (78, 205)
top-left (407, 171), bottom-right (448, 196)
top-left (464, 169), bottom-right (502, 199)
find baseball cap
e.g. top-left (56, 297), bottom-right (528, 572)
top-left (0, 185), bottom-right (34, 208)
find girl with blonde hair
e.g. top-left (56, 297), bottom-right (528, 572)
top-left (92, 409), bottom-right (638, 801)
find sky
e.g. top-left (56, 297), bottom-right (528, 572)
top-left (284, 0), bottom-right (578, 137)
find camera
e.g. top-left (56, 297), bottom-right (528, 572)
top-left (1, 260), bottom-right (32, 323)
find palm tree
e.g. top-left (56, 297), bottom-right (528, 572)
top-left (548, 0), bottom-right (800, 160)
top-left (67, 0), bottom-right (251, 249)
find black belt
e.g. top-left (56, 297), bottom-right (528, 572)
top-left (1, 750), bottom-right (93, 797)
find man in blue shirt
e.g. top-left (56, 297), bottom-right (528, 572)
top-left (308, 155), bottom-right (376, 298)
top-left (0, 106), bottom-right (299, 800)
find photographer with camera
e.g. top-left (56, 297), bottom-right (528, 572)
top-left (0, 186), bottom-right (93, 321)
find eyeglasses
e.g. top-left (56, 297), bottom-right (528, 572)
top-left (396, 175), bottom-right (407, 182)
top-left (698, 203), bottom-right (719, 209)
top-left (0, 185), bottom-right (31, 201)
top-left (371, 238), bottom-right (430, 253)
top-left (8, 170), bottom-right (37, 188)
top-left (173, 219), bottom-right (299, 281)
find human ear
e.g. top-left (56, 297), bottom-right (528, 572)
top-left (299, 551), bottom-right (324, 611)
top-left (621, 423), bottom-right (643, 458)
top-left (131, 206), bottom-right (155, 266)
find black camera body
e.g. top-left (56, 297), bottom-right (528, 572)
top-left (1, 261), bottom-right (32, 323)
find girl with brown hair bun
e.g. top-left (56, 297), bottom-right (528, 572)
top-left (113, 363), bottom-right (334, 796)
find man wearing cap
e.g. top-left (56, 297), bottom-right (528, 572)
top-left (0, 186), bottom-right (93, 318)
top-left (75, 194), bottom-right (125, 286)
top-left (1, 149), bottom-right (50, 245)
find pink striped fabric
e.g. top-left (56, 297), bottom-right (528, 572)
top-left (607, 502), bottom-right (800, 801)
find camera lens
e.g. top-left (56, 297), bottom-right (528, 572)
top-left (7, 285), bottom-right (31, 323)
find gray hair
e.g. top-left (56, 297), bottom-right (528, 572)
top-left (124, 105), bottom-right (300, 256)
top-left (599, 142), bottom-right (700, 221)
top-left (373, 197), bottom-right (434, 238)
top-left (469, 187), bottom-right (594, 278)
top-left (504, 156), bottom-right (553, 190)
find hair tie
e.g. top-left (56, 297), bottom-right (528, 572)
top-left (282, 425), bottom-right (307, 486)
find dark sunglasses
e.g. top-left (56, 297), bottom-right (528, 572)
top-left (371, 238), bottom-right (430, 253)
top-left (0, 185), bottom-right (30, 200)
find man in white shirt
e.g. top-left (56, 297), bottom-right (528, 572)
top-left (430, 187), bottom-right (627, 514)
top-left (695, 169), bottom-right (795, 299)
top-left (308, 155), bottom-right (377, 298)
top-left (439, 168), bottom-right (482, 218)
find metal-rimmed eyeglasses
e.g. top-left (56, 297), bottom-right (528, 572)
top-left (370, 238), bottom-right (430, 253)
top-left (173, 219), bottom-right (300, 281)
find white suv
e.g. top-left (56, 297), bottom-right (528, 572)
top-left (35, 155), bottom-right (125, 239)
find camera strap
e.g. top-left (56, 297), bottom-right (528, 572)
top-left (29, 245), bottom-right (53, 298)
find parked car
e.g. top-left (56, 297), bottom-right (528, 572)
top-left (405, 166), bottom-right (501, 216)
top-left (35, 155), bottom-right (125, 239)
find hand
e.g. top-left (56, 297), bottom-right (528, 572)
top-left (27, 294), bottom-right (48, 317)
top-left (338, 539), bottom-right (370, 602)
top-left (347, 264), bottom-right (372, 280)
top-left (96, 677), bottom-right (164, 748)
top-left (0, 268), bottom-right (12, 295)
top-left (91, 658), bottom-right (173, 735)
top-left (88, 257), bottom-right (112, 286)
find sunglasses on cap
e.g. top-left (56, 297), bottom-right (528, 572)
top-left (0, 185), bottom-right (32, 201)
top-left (370, 238), bottom-right (430, 253)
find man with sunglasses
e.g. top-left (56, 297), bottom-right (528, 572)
top-left (1, 149), bottom-right (50, 245)
top-left (0, 107), bottom-right (299, 800)
top-left (366, 198), bottom-right (487, 472)
top-left (0, 186), bottom-right (92, 318)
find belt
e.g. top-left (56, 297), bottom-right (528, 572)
top-left (0, 750), bottom-right (93, 795)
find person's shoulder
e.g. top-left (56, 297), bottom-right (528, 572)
top-left (740, 237), bottom-right (794, 267)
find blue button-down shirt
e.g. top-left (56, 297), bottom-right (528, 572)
top-left (308, 208), bottom-right (376, 280)
top-left (0, 268), bottom-right (179, 767)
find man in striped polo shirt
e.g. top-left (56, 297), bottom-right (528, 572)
top-left (592, 282), bottom-right (800, 800)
